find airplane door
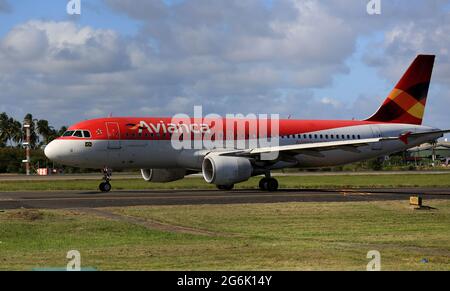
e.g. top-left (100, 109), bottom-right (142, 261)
top-left (370, 125), bottom-right (383, 150)
top-left (106, 122), bottom-right (121, 149)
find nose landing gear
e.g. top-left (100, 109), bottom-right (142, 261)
top-left (99, 167), bottom-right (112, 192)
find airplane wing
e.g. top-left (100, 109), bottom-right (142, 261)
top-left (408, 129), bottom-right (450, 137)
top-left (216, 129), bottom-right (450, 159)
top-left (219, 137), bottom-right (388, 159)
top-left (397, 129), bottom-right (450, 144)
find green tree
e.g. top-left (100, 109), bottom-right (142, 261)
top-left (10, 119), bottom-right (23, 147)
top-left (47, 125), bottom-right (68, 143)
top-left (36, 119), bottom-right (55, 146)
top-left (0, 113), bottom-right (23, 147)
top-left (58, 126), bottom-right (68, 136)
top-left (23, 113), bottom-right (39, 149)
top-left (0, 112), bottom-right (9, 146)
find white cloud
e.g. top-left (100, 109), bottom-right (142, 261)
top-left (2, 24), bottom-right (48, 60)
top-left (362, 11), bottom-right (450, 130)
top-left (0, 21), bottom-right (131, 74)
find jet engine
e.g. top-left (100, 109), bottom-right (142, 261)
top-left (140, 168), bottom-right (186, 183)
top-left (202, 155), bottom-right (253, 185)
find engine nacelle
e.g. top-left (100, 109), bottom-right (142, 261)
top-left (202, 155), bottom-right (252, 185)
top-left (140, 168), bottom-right (186, 183)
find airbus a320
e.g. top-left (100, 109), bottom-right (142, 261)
top-left (45, 55), bottom-right (449, 192)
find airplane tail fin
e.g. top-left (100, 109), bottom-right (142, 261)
top-left (366, 54), bottom-right (435, 125)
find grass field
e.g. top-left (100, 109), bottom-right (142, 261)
top-left (1, 173), bottom-right (450, 191)
top-left (1, 200), bottom-right (449, 270)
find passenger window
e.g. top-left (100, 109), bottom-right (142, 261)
top-left (83, 131), bottom-right (91, 138)
top-left (358, 135), bottom-right (361, 139)
top-left (320, 134), bottom-right (323, 139)
top-left (73, 130), bottom-right (83, 138)
top-left (352, 135), bottom-right (355, 139)
top-left (314, 134), bottom-right (317, 139)
top-left (347, 135), bottom-right (350, 139)
top-left (331, 134), bottom-right (334, 139)
top-left (342, 135), bottom-right (345, 139)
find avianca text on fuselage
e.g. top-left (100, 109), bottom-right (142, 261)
top-left (129, 121), bottom-right (211, 135)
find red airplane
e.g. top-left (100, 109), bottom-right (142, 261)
top-left (45, 55), bottom-right (449, 192)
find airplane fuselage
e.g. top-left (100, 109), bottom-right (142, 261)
top-left (44, 117), bottom-right (441, 170)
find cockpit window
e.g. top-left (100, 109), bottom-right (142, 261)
top-left (62, 130), bottom-right (92, 138)
top-left (73, 130), bottom-right (83, 138)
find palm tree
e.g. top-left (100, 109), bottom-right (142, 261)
top-left (0, 112), bottom-right (9, 146)
top-left (46, 125), bottom-right (68, 143)
top-left (58, 126), bottom-right (68, 136)
top-left (0, 113), bottom-right (22, 147)
top-left (10, 120), bottom-right (23, 147)
top-left (36, 119), bottom-right (55, 146)
top-left (23, 113), bottom-right (39, 149)
top-left (1, 113), bottom-right (64, 148)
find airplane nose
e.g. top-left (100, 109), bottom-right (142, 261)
top-left (44, 140), bottom-right (59, 161)
top-left (44, 139), bottom-right (81, 166)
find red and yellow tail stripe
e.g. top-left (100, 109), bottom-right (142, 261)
top-left (367, 54), bottom-right (435, 125)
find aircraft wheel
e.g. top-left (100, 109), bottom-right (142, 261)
top-left (217, 184), bottom-right (234, 191)
top-left (259, 178), bottom-right (269, 191)
top-left (99, 182), bottom-right (112, 192)
top-left (267, 178), bottom-right (279, 192)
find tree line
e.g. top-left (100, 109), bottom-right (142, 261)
top-left (0, 112), bottom-right (67, 149)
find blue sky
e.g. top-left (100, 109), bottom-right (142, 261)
top-left (0, 0), bottom-right (449, 138)
top-left (0, 0), bottom-right (140, 36)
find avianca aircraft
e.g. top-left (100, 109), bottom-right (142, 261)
top-left (45, 55), bottom-right (449, 192)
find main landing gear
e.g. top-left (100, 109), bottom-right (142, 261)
top-left (259, 174), bottom-right (279, 192)
top-left (215, 175), bottom-right (279, 192)
top-left (99, 167), bottom-right (112, 192)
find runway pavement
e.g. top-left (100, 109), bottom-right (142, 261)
top-left (0, 188), bottom-right (449, 210)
